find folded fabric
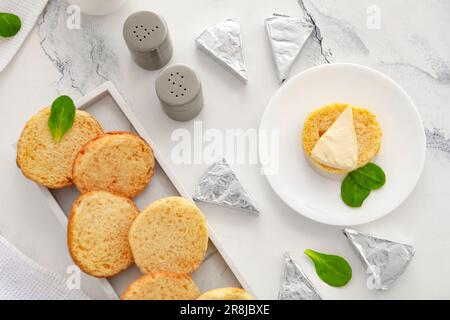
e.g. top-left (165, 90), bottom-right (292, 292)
top-left (0, 234), bottom-right (90, 300)
top-left (0, 0), bottom-right (49, 72)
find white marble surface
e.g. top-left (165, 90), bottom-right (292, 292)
top-left (0, 0), bottom-right (449, 299)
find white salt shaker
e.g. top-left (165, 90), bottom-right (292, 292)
top-left (155, 64), bottom-right (204, 121)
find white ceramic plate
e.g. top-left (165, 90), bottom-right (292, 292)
top-left (259, 63), bottom-right (426, 226)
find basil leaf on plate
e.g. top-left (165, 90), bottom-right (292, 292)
top-left (48, 95), bottom-right (76, 143)
top-left (0, 13), bottom-right (21, 38)
top-left (350, 163), bottom-right (386, 190)
top-left (304, 249), bottom-right (352, 287)
top-left (341, 174), bottom-right (371, 208)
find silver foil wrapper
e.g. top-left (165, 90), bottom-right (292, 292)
top-left (265, 14), bottom-right (313, 84)
top-left (343, 228), bottom-right (415, 290)
top-left (196, 18), bottom-right (248, 83)
top-left (193, 158), bottom-right (259, 214)
top-left (279, 253), bottom-right (321, 300)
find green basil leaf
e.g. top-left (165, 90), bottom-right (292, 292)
top-left (0, 13), bottom-right (21, 38)
top-left (48, 95), bottom-right (76, 143)
top-left (341, 174), bottom-right (371, 207)
top-left (304, 249), bottom-right (352, 287)
top-left (350, 163), bottom-right (386, 190)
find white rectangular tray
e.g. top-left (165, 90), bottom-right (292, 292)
top-left (37, 82), bottom-right (230, 299)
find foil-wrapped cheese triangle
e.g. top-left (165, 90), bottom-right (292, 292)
top-left (265, 14), bottom-right (313, 84)
top-left (343, 228), bottom-right (415, 290)
top-left (193, 158), bottom-right (259, 214)
top-left (279, 253), bottom-right (321, 300)
top-left (196, 18), bottom-right (248, 83)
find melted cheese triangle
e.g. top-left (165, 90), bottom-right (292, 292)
top-left (311, 107), bottom-right (358, 171)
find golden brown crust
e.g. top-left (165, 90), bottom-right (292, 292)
top-left (302, 103), bottom-right (382, 174)
top-left (129, 197), bottom-right (208, 274)
top-left (72, 132), bottom-right (155, 198)
top-left (197, 288), bottom-right (255, 300)
top-left (121, 272), bottom-right (200, 300)
top-left (17, 107), bottom-right (103, 188)
top-left (67, 190), bottom-right (139, 278)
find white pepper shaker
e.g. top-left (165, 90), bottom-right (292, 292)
top-left (123, 11), bottom-right (173, 70)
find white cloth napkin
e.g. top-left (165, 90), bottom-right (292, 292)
top-left (0, 0), bottom-right (48, 72)
top-left (0, 234), bottom-right (90, 300)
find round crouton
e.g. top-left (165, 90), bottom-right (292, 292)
top-left (302, 103), bottom-right (382, 174)
top-left (198, 288), bottom-right (255, 300)
top-left (72, 132), bottom-right (155, 198)
top-left (68, 191), bottom-right (139, 277)
top-left (17, 107), bottom-right (103, 188)
top-left (129, 197), bottom-right (208, 274)
top-left (121, 272), bottom-right (200, 300)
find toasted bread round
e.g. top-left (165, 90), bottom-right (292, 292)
top-left (17, 107), bottom-right (103, 188)
top-left (198, 288), bottom-right (255, 300)
top-left (302, 103), bottom-right (382, 174)
top-left (129, 197), bottom-right (208, 274)
top-left (72, 132), bottom-right (155, 198)
top-left (121, 272), bottom-right (200, 300)
top-left (68, 191), bottom-right (139, 277)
